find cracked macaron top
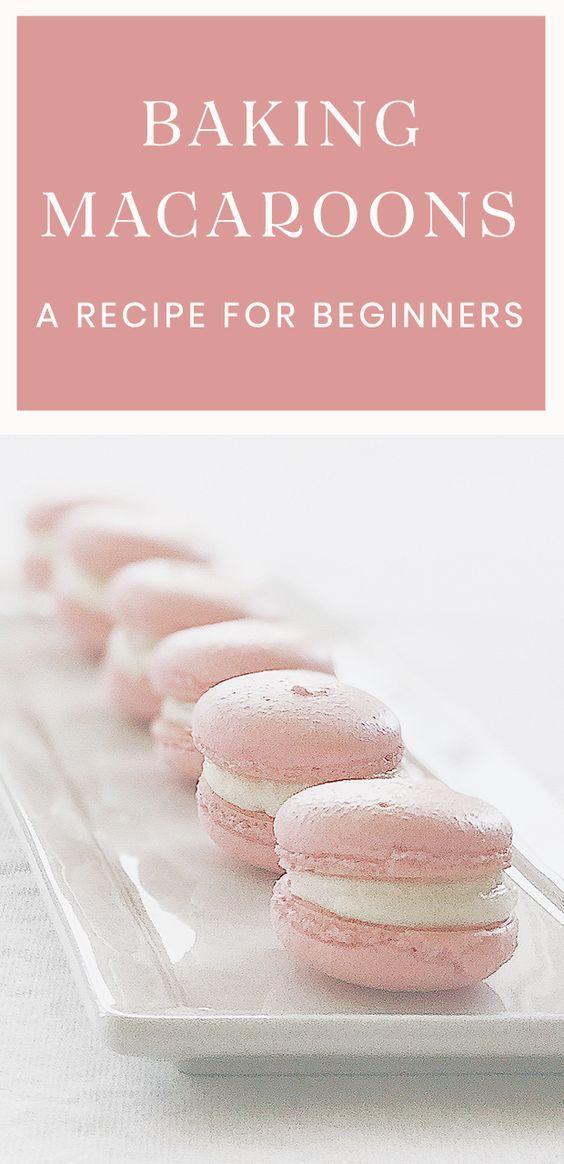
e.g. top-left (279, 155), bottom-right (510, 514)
top-left (150, 619), bottom-right (333, 703)
top-left (274, 776), bottom-right (513, 881)
top-left (192, 669), bottom-right (403, 784)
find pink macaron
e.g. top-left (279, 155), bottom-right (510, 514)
top-left (54, 505), bottom-right (205, 656)
top-left (193, 670), bottom-right (403, 872)
top-left (23, 498), bottom-right (107, 590)
top-left (105, 561), bottom-right (253, 722)
top-left (271, 777), bottom-right (518, 992)
top-left (150, 620), bottom-right (334, 782)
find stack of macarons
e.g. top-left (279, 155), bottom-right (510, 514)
top-left (271, 778), bottom-right (518, 990)
top-left (22, 498), bottom-right (519, 992)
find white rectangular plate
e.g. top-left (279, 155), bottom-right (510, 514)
top-left (1, 601), bottom-right (564, 1073)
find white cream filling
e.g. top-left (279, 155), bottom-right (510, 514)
top-left (202, 760), bottom-right (405, 818)
top-left (107, 625), bottom-right (158, 680)
top-left (161, 696), bottom-right (195, 728)
top-left (27, 530), bottom-right (56, 562)
top-left (202, 759), bottom-right (313, 818)
top-left (288, 870), bottom-right (517, 929)
top-left (55, 557), bottom-right (108, 612)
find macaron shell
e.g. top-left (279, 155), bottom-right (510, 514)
top-left (58, 506), bottom-right (205, 579)
top-left (25, 498), bottom-right (104, 533)
top-left (274, 778), bottom-right (513, 882)
top-left (151, 717), bottom-right (203, 783)
top-left (23, 555), bottom-right (52, 590)
top-left (271, 877), bottom-right (519, 991)
top-left (196, 775), bottom-right (279, 871)
top-left (150, 619), bottom-right (334, 702)
top-left (57, 596), bottom-right (112, 657)
top-left (108, 562), bottom-right (249, 640)
top-left (192, 670), bottom-right (403, 783)
top-left (106, 665), bottom-right (161, 723)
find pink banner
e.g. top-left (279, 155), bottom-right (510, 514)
top-left (18, 16), bottom-right (545, 410)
